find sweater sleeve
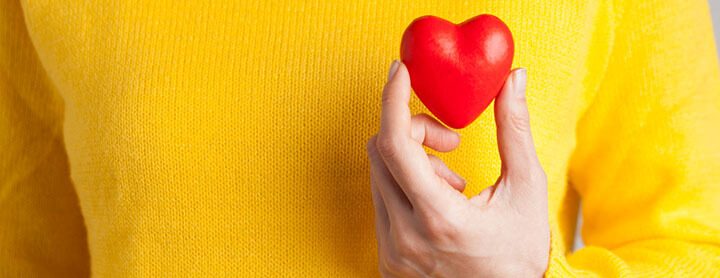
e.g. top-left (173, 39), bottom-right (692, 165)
top-left (547, 0), bottom-right (720, 276)
top-left (0, 0), bottom-right (90, 276)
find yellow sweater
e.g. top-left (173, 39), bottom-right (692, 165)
top-left (1, 0), bottom-right (719, 276)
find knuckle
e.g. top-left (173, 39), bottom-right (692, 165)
top-left (393, 234), bottom-right (420, 260)
top-left (425, 216), bottom-right (448, 237)
top-left (381, 83), bottom-right (399, 105)
top-left (439, 131), bottom-right (458, 149)
top-left (508, 110), bottom-right (531, 133)
top-left (532, 168), bottom-right (547, 183)
top-left (375, 133), bottom-right (403, 158)
top-left (423, 214), bottom-right (460, 242)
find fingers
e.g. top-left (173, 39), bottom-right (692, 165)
top-left (494, 69), bottom-right (542, 176)
top-left (427, 154), bottom-right (466, 192)
top-left (411, 114), bottom-right (463, 190)
top-left (367, 136), bottom-right (412, 226)
top-left (369, 168), bottom-right (390, 234)
top-left (380, 61), bottom-right (413, 137)
top-left (370, 181), bottom-right (391, 264)
top-left (369, 135), bottom-right (429, 278)
top-left (411, 114), bottom-right (460, 152)
top-left (376, 61), bottom-right (462, 212)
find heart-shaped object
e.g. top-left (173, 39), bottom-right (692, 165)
top-left (401, 15), bottom-right (514, 129)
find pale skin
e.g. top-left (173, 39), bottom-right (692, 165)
top-left (366, 61), bottom-right (550, 277)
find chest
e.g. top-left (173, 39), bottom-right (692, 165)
top-left (22, 0), bottom-right (611, 206)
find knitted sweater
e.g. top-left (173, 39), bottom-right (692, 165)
top-left (1, 0), bottom-right (719, 276)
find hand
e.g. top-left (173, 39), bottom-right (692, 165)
top-left (366, 61), bottom-right (550, 277)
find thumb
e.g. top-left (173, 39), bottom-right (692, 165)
top-left (494, 68), bottom-right (543, 182)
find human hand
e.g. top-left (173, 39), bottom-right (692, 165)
top-left (366, 61), bottom-right (549, 277)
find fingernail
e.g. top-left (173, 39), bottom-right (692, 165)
top-left (387, 60), bottom-right (400, 81)
top-left (513, 68), bottom-right (527, 97)
top-left (455, 173), bottom-right (466, 185)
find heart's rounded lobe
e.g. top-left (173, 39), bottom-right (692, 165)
top-left (401, 15), bottom-right (514, 129)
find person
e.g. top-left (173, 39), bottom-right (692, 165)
top-left (1, 0), bottom-right (718, 277)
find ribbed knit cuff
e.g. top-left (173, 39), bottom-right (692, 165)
top-left (544, 230), bottom-right (576, 277)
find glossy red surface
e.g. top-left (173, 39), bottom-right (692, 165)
top-left (401, 15), bottom-right (514, 129)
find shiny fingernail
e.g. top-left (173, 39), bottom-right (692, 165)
top-left (387, 60), bottom-right (400, 81)
top-left (513, 68), bottom-right (528, 97)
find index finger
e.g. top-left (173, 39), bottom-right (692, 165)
top-left (380, 61), bottom-right (412, 136)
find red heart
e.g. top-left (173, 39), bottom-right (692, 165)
top-left (400, 15), bottom-right (514, 129)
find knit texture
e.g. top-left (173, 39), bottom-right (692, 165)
top-left (1, 0), bottom-right (719, 276)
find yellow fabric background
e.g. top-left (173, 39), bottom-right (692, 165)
top-left (1, 0), bottom-right (719, 276)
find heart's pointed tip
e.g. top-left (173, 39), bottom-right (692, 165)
top-left (441, 118), bottom-right (474, 130)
